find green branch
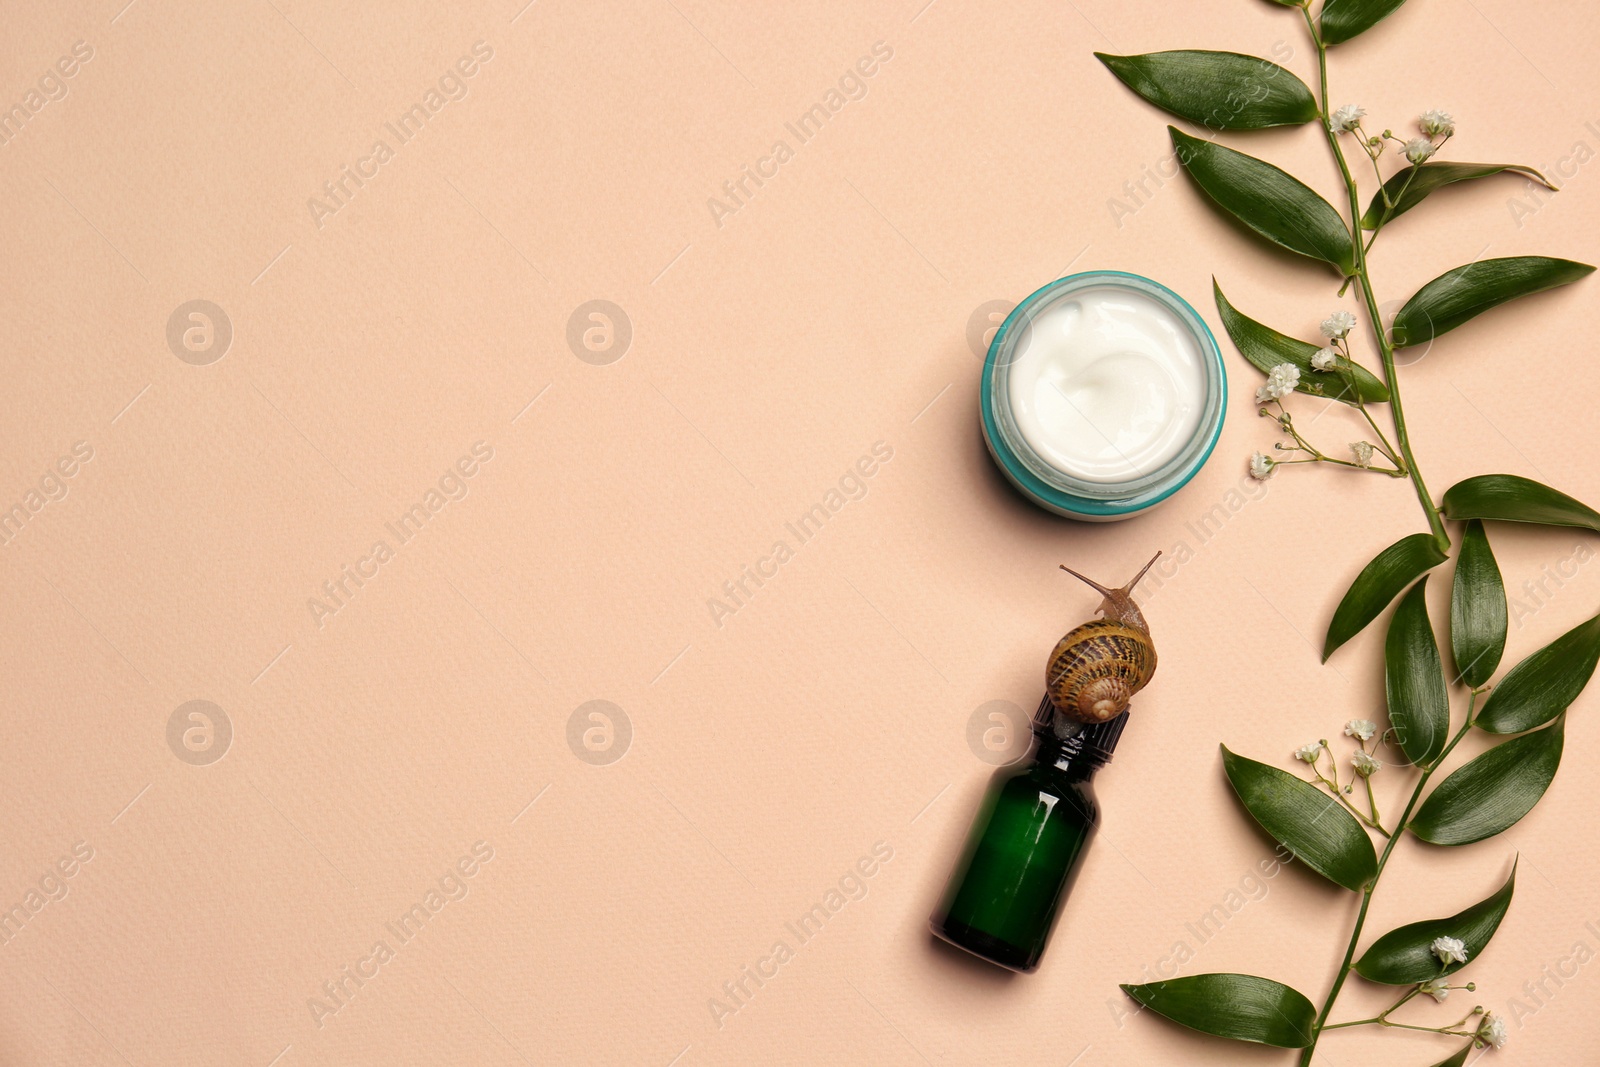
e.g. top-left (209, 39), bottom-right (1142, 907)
top-left (1302, 6), bottom-right (1451, 556)
top-left (1296, 691), bottom-right (1477, 1065)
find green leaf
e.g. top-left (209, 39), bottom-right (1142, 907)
top-left (1411, 720), bottom-right (1564, 844)
top-left (1361, 162), bottom-right (1554, 229)
top-left (1096, 51), bottom-right (1317, 130)
top-left (1325, 533), bottom-right (1449, 660)
top-left (1170, 127), bottom-right (1356, 275)
top-left (1213, 281), bottom-right (1389, 405)
top-left (1121, 973), bottom-right (1316, 1048)
top-left (1442, 474), bottom-right (1600, 533)
top-left (1321, 0), bottom-right (1410, 45)
top-left (1476, 614), bottom-right (1600, 733)
top-left (1427, 1048), bottom-right (1473, 1067)
top-left (1353, 863), bottom-right (1515, 983)
top-left (1451, 520), bottom-right (1507, 688)
top-left (1221, 746), bottom-right (1377, 891)
top-left (1386, 578), bottom-right (1449, 767)
top-left (1392, 256), bottom-right (1595, 347)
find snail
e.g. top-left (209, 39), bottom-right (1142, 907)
top-left (1046, 552), bottom-right (1161, 725)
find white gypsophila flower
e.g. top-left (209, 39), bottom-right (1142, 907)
top-left (1405, 136), bottom-right (1437, 164)
top-left (1321, 311), bottom-right (1358, 339)
top-left (1249, 451), bottom-right (1276, 481)
top-left (1351, 750), bottom-right (1381, 777)
top-left (1431, 936), bottom-right (1470, 966)
top-left (1311, 347), bottom-right (1339, 371)
top-left (1419, 977), bottom-right (1451, 1003)
top-left (1350, 441), bottom-right (1375, 468)
top-left (1295, 742), bottom-right (1323, 763)
top-left (1344, 719), bottom-right (1377, 742)
top-left (1420, 109), bottom-right (1456, 138)
top-left (1259, 362), bottom-right (1300, 401)
top-left (1328, 104), bottom-right (1366, 134)
top-left (1478, 1011), bottom-right (1508, 1049)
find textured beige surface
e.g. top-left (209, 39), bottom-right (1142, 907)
top-left (3, 1), bottom-right (1599, 1064)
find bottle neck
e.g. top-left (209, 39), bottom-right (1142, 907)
top-left (1028, 697), bottom-right (1130, 777)
top-left (1030, 729), bottom-right (1107, 780)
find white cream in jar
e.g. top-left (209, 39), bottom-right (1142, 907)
top-left (1005, 285), bottom-right (1206, 484)
top-left (980, 272), bottom-right (1226, 520)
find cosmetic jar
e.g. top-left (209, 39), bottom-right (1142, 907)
top-left (980, 271), bottom-right (1226, 520)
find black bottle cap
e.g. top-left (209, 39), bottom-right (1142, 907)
top-left (1031, 694), bottom-right (1130, 767)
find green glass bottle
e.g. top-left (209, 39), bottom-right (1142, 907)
top-left (930, 701), bottom-right (1128, 973)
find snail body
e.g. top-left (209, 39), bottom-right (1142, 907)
top-left (1046, 553), bottom-right (1160, 725)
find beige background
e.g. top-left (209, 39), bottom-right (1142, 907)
top-left (3, 0), bottom-right (1598, 1063)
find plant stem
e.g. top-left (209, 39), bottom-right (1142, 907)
top-left (1295, 697), bottom-right (1477, 1066)
top-left (1356, 398), bottom-right (1403, 468)
top-left (1302, 7), bottom-right (1450, 556)
top-left (1366, 148), bottom-right (1444, 254)
top-left (1364, 163), bottom-right (1417, 254)
top-left (1271, 406), bottom-right (1405, 476)
top-left (1362, 762), bottom-right (1383, 828)
top-left (1367, 1019), bottom-right (1479, 1038)
top-left (1311, 767), bottom-right (1392, 835)
top-left (1355, 125), bottom-right (1391, 207)
top-left (1380, 986), bottom-right (1422, 1021)
top-left (1325, 986), bottom-right (1426, 1029)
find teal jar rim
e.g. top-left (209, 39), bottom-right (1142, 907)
top-left (979, 271), bottom-right (1227, 520)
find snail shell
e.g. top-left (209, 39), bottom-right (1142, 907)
top-left (1046, 553), bottom-right (1160, 725)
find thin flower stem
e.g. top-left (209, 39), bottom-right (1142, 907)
top-left (1364, 168), bottom-right (1415, 254)
top-left (1302, 6), bottom-right (1450, 556)
top-left (1311, 764), bottom-right (1392, 836)
top-left (1277, 455), bottom-right (1406, 476)
top-left (1365, 150), bottom-right (1441, 254)
top-left (1371, 1020), bottom-right (1479, 1038)
top-left (1313, 745), bottom-right (1391, 834)
top-left (1324, 979), bottom-right (1427, 1030)
top-left (1357, 401), bottom-right (1404, 468)
top-left (1327, 986), bottom-right (1440, 1029)
top-left (1271, 405), bottom-right (1405, 476)
top-left (1354, 124), bottom-right (1390, 205)
top-left (1328, 1016), bottom-right (1478, 1038)
top-left (1380, 986), bottom-right (1422, 1021)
